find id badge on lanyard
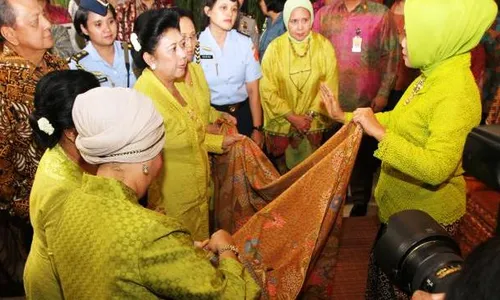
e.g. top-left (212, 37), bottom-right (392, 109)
top-left (352, 27), bottom-right (362, 53)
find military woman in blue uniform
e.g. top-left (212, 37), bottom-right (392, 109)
top-left (199, 0), bottom-right (264, 147)
top-left (68, 0), bottom-right (136, 88)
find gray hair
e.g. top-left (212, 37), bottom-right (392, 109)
top-left (0, 0), bottom-right (17, 42)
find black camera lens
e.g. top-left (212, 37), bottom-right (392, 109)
top-left (374, 210), bottom-right (464, 294)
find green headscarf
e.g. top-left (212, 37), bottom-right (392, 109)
top-left (405, 0), bottom-right (497, 75)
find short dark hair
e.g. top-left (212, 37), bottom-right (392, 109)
top-left (29, 70), bottom-right (100, 149)
top-left (0, 0), bottom-right (17, 42)
top-left (446, 237), bottom-right (500, 300)
top-left (266, 0), bottom-right (285, 13)
top-left (73, 4), bottom-right (116, 41)
top-left (171, 7), bottom-right (195, 24)
top-left (131, 9), bottom-right (180, 71)
top-left (202, 0), bottom-right (239, 28)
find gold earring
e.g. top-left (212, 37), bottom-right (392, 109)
top-left (142, 164), bottom-right (149, 175)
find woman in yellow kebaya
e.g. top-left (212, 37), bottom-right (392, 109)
top-left (24, 70), bottom-right (100, 300)
top-left (132, 9), bottom-right (241, 240)
top-left (260, 0), bottom-right (338, 173)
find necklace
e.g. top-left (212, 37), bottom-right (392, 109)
top-left (404, 76), bottom-right (426, 105)
top-left (289, 37), bottom-right (310, 58)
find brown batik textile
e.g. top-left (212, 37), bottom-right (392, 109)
top-left (0, 45), bottom-right (67, 218)
top-left (115, 0), bottom-right (174, 42)
top-left (212, 122), bottom-right (363, 298)
top-left (486, 88), bottom-right (500, 125)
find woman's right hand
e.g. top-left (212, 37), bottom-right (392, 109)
top-left (206, 230), bottom-right (237, 257)
top-left (286, 114), bottom-right (312, 134)
top-left (320, 83), bottom-right (345, 123)
top-left (222, 134), bottom-right (244, 152)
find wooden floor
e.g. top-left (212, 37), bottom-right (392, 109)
top-left (331, 216), bottom-right (380, 300)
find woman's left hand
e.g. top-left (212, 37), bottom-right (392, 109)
top-left (251, 130), bottom-right (264, 148)
top-left (352, 108), bottom-right (386, 141)
top-left (221, 112), bottom-right (237, 126)
top-left (194, 239), bottom-right (210, 249)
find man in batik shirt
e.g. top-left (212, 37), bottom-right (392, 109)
top-left (313, 0), bottom-right (399, 216)
top-left (115, 0), bottom-right (174, 42)
top-left (0, 0), bottom-right (66, 292)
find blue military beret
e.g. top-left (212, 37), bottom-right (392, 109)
top-left (80, 0), bottom-right (109, 16)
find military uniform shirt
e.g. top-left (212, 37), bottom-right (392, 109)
top-left (68, 40), bottom-right (136, 88)
top-left (198, 28), bottom-right (262, 106)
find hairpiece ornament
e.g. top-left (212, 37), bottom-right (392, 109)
top-left (37, 117), bottom-right (55, 136)
top-left (130, 33), bottom-right (142, 52)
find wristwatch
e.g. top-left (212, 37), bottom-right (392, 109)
top-left (252, 125), bottom-right (263, 132)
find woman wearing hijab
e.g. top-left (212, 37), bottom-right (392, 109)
top-left (48, 87), bottom-right (259, 299)
top-left (320, 0), bottom-right (497, 298)
top-left (260, 0), bottom-right (337, 173)
top-left (24, 70), bottom-right (100, 300)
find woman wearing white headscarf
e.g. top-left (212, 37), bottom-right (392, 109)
top-left (47, 87), bottom-right (259, 299)
top-left (260, 0), bottom-right (338, 173)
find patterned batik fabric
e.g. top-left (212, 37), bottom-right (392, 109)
top-left (115, 0), bottom-right (174, 42)
top-left (0, 45), bottom-right (67, 218)
top-left (482, 15), bottom-right (499, 110)
top-left (265, 131), bottom-right (323, 173)
top-left (486, 85), bottom-right (500, 125)
top-left (212, 122), bottom-right (363, 298)
top-left (313, 0), bottom-right (399, 111)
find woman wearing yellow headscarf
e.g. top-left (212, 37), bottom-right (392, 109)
top-left (260, 0), bottom-right (338, 173)
top-left (321, 0), bottom-right (497, 298)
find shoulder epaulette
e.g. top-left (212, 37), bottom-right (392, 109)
top-left (70, 50), bottom-right (89, 63)
top-left (237, 14), bottom-right (257, 37)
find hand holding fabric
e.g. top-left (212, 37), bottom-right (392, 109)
top-left (222, 134), bottom-right (245, 153)
top-left (220, 112), bottom-right (238, 126)
top-left (194, 239), bottom-right (210, 249)
top-left (251, 130), bottom-right (265, 149)
top-left (352, 108), bottom-right (386, 141)
top-left (206, 230), bottom-right (238, 260)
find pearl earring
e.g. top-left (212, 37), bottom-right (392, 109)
top-left (151, 63), bottom-right (157, 70)
top-left (142, 164), bottom-right (149, 175)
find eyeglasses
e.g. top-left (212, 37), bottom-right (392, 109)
top-left (182, 34), bottom-right (197, 46)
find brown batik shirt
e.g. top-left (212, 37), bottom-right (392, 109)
top-left (0, 45), bottom-right (67, 218)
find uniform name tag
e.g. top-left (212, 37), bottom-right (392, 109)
top-left (200, 54), bottom-right (214, 59)
top-left (352, 36), bottom-right (362, 53)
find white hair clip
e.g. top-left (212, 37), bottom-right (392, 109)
top-left (130, 33), bottom-right (142, 52)
top-left (37, 117), bottom-right (55, 136)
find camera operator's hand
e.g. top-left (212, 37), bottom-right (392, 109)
top-left (411, 291), bottom-right (446, 300)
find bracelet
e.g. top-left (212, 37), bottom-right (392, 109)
top-left (218, 244), bottom-right (239, 256)
top-left (252, 125), bottom-right (263, 132)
